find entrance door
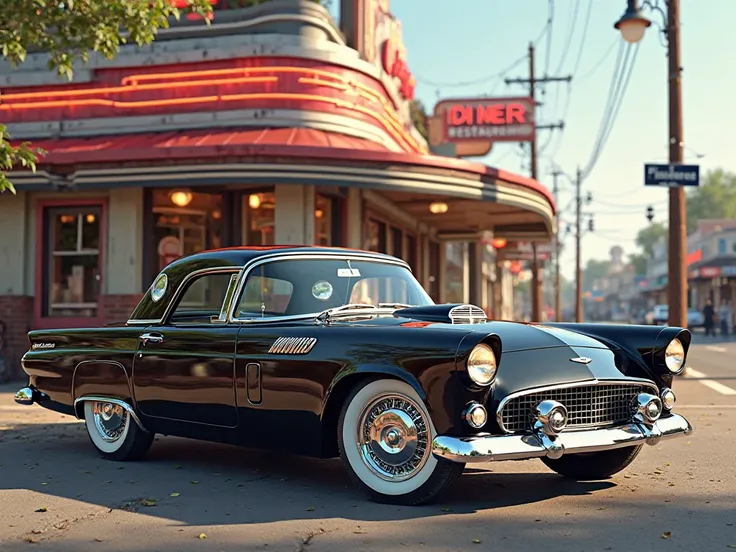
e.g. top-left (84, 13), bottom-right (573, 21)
top-left (132, 269), bottom-right (240, 428)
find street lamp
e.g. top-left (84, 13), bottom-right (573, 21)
top-left (613, 0), bottom-right (687, 329)
top-left (614, 0), bottom-right (652, 44)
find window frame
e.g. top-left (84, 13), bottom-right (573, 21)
top-left (164, 267), bottom-right (242, 326)
top-left (35, 198), bottom-right (108, 329)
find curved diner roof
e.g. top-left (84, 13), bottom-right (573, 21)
top-left (10, 126), bottom-right (556, 241)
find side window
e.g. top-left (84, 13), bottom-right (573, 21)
top-left (237, 274), bottom-right (294, 317)
top-left (171, 272), bottom-right (237, 321)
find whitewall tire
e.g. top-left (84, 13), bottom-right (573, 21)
top-left (337, 378), bottom-right (465, 505)
top-left (83, 400), bottom-right (154, 461)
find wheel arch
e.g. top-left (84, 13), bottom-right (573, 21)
top-left (71, 359), bottom-right (147, 431)
top-left (319, 365), bottom-right (426, 458)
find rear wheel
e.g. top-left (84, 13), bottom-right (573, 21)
top-left (337, 378), bottom-right (464, 505)
top-left (541, 445), bottom-right (643, 480)
top-left (83, 400), bottom-right (154, 461)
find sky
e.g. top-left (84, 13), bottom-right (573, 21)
top-left (329, 0), bottom-right (735, 281)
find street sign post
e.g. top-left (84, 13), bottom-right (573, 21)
top-left (644, 163), bottom-right (700, 187)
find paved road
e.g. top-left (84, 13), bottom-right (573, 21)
top-left (1, 340), bottom-right (734, 552)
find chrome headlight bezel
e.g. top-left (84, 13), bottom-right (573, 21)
top-left (664, 337), bottom-right (686, 374)
top-left (466, 343), bottom-right (498, 386)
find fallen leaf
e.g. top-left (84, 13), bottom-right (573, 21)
top-left (35, 507), bottom-right (47, 513)
top-left (197, 533), bottom-right (207, 539)
top-left (41, 483), bottom-right (47, 486)
top-left (668, 482), bottom-right (675, 487)
top-left (472, 539), bottom-right (481, 544)
top-left (306, 507), bottom-right (315, 512)
top-left (190, 481), bottom-right (199, 485)
top-left (23, 537), bottom-right (38, 543)
top-left (665, 462), bottom-right (671, 466)
top-left (93, 538), bottom-right (103, 543)
top-left (140, 499), bottom-right (156, 507)
top-left (662, 532), bottom-right (672, 539)
top-left (170, 493), bottom-right (180, 497)
top-left (441, 507), bottom-right (452, 512)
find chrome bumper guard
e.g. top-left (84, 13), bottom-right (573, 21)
top-left (431, 413), bottom-right (693, 464)
top-left (14, 387), bottom-right (47, 406)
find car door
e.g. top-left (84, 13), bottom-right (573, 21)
top-left (132, 269), bottom-right (240, 428)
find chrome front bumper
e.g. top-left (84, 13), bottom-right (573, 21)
top-left (431, 413), bottom-right (693, 463)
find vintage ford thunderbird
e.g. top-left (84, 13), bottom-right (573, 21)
top-left (15, 246), bottom-right (692, 505)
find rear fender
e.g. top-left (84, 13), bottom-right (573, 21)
top-left (71, 360), bottom-right (135, 418)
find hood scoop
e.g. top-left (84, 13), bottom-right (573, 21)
top-left (394, 304), bottom-right (488, 324)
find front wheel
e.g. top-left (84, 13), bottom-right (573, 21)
top-left (541, 444), bottom-right (643, 480)
top-left (337, 378), bottom-right (465, 505)
top-left (84, 400), bottom-right (155, 461)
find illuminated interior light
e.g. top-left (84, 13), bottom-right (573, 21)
top-left (429, 202), bottom-right (448, 214)
top-left (85, 214), bottom-right (96, 224)
top-left (170, 190), bottom-right (193, 207)
top-left (248, 194), bottom-right (261, 209)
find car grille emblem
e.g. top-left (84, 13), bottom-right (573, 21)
top-left (569, 357), bottom-right (592, 364)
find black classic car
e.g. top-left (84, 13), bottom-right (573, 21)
top-left (15, 246), bottom-right (693, 505)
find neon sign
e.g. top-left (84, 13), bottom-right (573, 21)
top-left (381, 37), bottom-right (415, 100)
top-left (434, 97), bottom-right (535, 144)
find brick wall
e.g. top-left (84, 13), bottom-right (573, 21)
top-left (0, 295), bottom-right (33, 382)
top-left (100, 294), bottom-right (144, 325)
top-left (0, 294), bottom-right (143, 381)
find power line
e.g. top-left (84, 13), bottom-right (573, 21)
top-left (577, 38), bottom-right (619, 83)
top-left (552, 0), bottom-right (580, 76)
top-left (544, 0), bottom-right (555, 77)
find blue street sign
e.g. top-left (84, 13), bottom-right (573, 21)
top-left (644, 163), bottom-right (700, 187)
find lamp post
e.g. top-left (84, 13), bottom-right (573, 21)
top-left (614, 0), bottom-right (686, 329)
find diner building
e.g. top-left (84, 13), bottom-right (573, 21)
top-left (0, 0), bottom-right (555, 377)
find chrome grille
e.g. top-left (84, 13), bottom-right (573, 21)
top-left (449, 304), bottom-right (487, 324)
top-left (497, 381), bottom-right (657, 433)
top-left (268, 337), bottom-right (317, 355)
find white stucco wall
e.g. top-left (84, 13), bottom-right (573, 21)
top-left (274, 184), bottom-right (316, 245)
top-left (0, 190), bottom-right (29, 295)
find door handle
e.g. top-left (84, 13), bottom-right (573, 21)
top-left (140, 332), bottom-right (164, 345)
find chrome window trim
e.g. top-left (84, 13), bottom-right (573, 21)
top-left (215, 273), bottom-right (241, 323)
top-left (226, 252), bottom-right (413, 324)
top-left (162, 266), bottom-right (243, 325)
top-left (495, 378), bottom-right (659, 434)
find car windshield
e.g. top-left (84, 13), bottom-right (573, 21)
top-left (234, 257), bottom-right (433, 319)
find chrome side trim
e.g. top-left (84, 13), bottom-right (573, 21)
top-left (268, 337), bottom-right (318, 355)
top-left (432, 412), bottom-right (693, 464)
top-left (73, 396), bottom-right (148, 432)
top-left (227, 252), bottom-right (412, 324)
top-left (495, 378), bottom-right (659, 434)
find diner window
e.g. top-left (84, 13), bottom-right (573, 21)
top-left (315, 194), bottom-right (333, 246)
top-left (406, 234), bottom-right (418, 272)
top-left (171, 272), bottom-right (236, 321)
top-left (42, 205), bottom-right (103, 319)
top-left (152, 190), bottom-right (222, 273)
top-left (245, 192), bottom-right (275, 245)
top-left (364, 218), bottom-right (387, 253)
top-left (391, 227), bottom-right (403, 259)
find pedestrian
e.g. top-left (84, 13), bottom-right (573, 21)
top-left (719, 299), bottom-right (732, 338)
top-left (703, 299), bottom-right (715, 337)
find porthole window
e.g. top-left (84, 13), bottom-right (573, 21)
top-left (151, 273), bottom-right (168, 303)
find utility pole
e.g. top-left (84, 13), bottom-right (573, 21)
top-left (667, 0), bottom-right (687, 329)
top-left (506, 43), bottom-right (571, 322)
top-left (575, 166), bottom-right (583, 323)
top-left (551, 169), bottom-right (563, 321)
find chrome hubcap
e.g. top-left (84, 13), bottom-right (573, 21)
top-left (357, 393), bottom-right (430, 482)
top-left (92, 401), bottom-right (127, 442)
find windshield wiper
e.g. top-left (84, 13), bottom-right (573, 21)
top-left (315, 303), bottom-right (380, 323)
top-left (377, 302), bottom-right (413, 309)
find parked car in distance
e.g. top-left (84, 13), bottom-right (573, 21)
top-left (15, 246), bottom-right (693, 505)
top-left (687, 308), bottom-right (704, 329)
top-left (652, 304), bottom-right (669, 325)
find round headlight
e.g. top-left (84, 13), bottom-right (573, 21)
top-left (661, 387), bottom-right (676, 410)
top-left (467, 343), bottom-right (497, 386)
top-left (665, 338), bottom-right (685, 373)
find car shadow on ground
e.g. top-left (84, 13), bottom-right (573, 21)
top-left (0, 420), bottom-right (615, 524)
